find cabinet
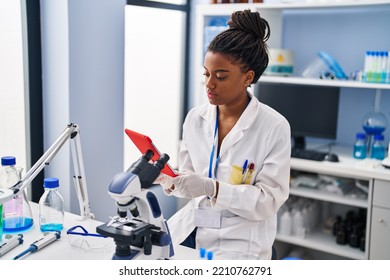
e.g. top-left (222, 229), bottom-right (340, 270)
top-left (194, 1), bottom-right (390, 259)
top-left (283, 148), bottom-right (390, 260)
top-left (284, 155), bottom-right (372, 260)
top-left (370, 179), bottom-right (390, 259)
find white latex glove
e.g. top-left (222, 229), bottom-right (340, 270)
top-left (154, 173), bottom-right (174, 195)
top-left (171, 172), bottom-right (216, 198)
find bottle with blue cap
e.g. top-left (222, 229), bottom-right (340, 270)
top-left (0, 156), bottom-right (33, 233)
top-left (371, 134), bottom-right (386, 160)
top-left (39, 177), bottom-right (64, 232)
top-left (353, 132), bottom-right (367, 159)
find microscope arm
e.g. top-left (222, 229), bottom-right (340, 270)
top-left (0, 123), bottom-right (94, 220)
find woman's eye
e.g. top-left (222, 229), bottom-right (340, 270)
top-left (216, 76), bottom-right (226, 81)
top-left (203, 72), bottom-right (210, 77)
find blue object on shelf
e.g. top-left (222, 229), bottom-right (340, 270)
top-left (318, 51), bottom-right (348, 80)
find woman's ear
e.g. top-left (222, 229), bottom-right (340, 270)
top-left (244, 70), bottom-right (255, 87)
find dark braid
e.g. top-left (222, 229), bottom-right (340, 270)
top-left (207, 9), bottom-right (270, 84)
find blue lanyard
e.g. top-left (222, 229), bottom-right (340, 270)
top-left (208, 108), bottom-right (220, 179)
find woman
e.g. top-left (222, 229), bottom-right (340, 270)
top-left (157, 9), bottom-right (290, 260)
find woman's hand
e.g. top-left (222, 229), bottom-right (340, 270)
top-left (172, 172), bottom-right (216, 198)
top-left (154, 173), bottom-right (174, 194)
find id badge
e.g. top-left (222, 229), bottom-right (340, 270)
top-left (194, 208), bottom-right (221, 229)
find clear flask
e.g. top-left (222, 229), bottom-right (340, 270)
top-left (39, 177), bottom-right (64, 232)
top-left (371, 134), bottom-right (386, 160)
top-left (0, 203), bottom-right (3, 240)
top-left (353, 132), bottom-right (367, 159)
top-left (0, 156), bottom-right (33, 233)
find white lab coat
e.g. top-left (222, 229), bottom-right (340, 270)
top-left (168, 93), bottom-right (291, 260)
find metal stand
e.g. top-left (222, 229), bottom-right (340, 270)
top-left (6, 123), bottom-right (94, 220)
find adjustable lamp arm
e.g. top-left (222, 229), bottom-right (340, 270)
top-left (0, 123), bottom-right (94, 220)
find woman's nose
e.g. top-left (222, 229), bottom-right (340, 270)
top-left (205, 77), bottom-right (215, 90)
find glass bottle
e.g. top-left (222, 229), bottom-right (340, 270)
top-left (39, 177), bottom-right (64, 232)
top-left (371, 134), bottom-right (386, 160)
top-left (0, 156), bottom-right (33, 233)
top-left (0, 203), bottom-right (2, 240)
top-left (353, 132), bottom-right (367, 159)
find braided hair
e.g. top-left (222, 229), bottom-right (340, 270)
top-left (207, 9), bottom-right (270, 84)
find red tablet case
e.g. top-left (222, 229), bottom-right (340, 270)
top-left (125, 128), bottom-right (177, 177)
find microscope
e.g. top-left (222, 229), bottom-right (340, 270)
top-left (96, 150), bottom-right (174, 260)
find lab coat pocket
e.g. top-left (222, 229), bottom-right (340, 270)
top-left (219, 215), bottom-right (252, 253)
top-left (228, 164), bottom-right (245, 185)
top-left (228, 164), bottom-right (255, 185)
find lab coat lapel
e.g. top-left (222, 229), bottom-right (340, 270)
top-left (200, 104), bottom-right (218, 144)
top-left (218, 96), bottom-right (258, 158)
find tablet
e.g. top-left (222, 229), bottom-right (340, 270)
top-left (125, 128), bottom-right (178, 177)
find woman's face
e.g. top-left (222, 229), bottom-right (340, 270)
top-left (203, 51), bottom-right (253, 106)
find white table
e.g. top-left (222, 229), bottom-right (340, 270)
top-left (0, 203), bottom-right (197, 260)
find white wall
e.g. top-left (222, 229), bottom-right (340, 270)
top-left (0, 0), bottom-right (28, 175)
top-left (282, 7), bottom-right (390, 146)
top-left (40, 0), bottom-right (126, 221)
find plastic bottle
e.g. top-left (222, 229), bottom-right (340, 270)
top-left (39, 177), bottom-right (64, 232)
top-left (353, 132), bottom-right (367, 159)
top-left (279, 210), bottom-right (292, 236)
top-left (371, 134), bottom-right (386, 160)
top-left (0, 156), bottom-right (33, 233)
top-left (381, 51), bottom-right (388, 83)
top-left (386, 50), bottom-right (390, 84)
top-left (292, 209), bottom-right (305, 238)
top-left (364, 51), bottom-right (373, 82)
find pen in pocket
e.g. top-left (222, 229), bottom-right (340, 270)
top-left (241, 163), bottom-right (254, 184)
top-left (242, 160), bottom-right (248, 174)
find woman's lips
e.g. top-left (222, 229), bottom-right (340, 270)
top-left (207, 91), bottom-right (217, 99)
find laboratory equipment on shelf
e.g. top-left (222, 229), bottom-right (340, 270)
top-left (363, 51), bottom-right (390, 84)
top-left (96, 149), bottom-right (174, 260)
top-left (0, 156), bottom-right (33, 233)
top-left (353, 132), bottom-right (367, 159)
top-left (371, 134), bottom-right (386, 160)
top-left (0, 123), bottom-right (94, 220)
top-left (362, 111), bottom-right (388, 156)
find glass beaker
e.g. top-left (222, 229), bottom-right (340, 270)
top-left (0, 156), bottom-right (34, 233)
top-left (0, 203), bottom-right (3, 241)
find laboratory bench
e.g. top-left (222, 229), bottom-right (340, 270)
top-left (2, 146), bottom-right (389, 260)
top-left (0, 202), bottom-right (198, 260)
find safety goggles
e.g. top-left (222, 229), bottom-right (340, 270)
top-left (66, 225), bottom-right (113, 251)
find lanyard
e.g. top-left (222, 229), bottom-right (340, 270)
top-left (208, 108), bottom-right (220, 179)
top-left (207, 96), bottom-right (251, 179)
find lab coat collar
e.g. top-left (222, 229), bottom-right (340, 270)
top-left (199, 92), bottom-right (259, 158)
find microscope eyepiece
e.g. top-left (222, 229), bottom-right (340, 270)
top-left (143, 150), bottom-right (154, 161)
top-left (154, 153), bottom-right (170, 171)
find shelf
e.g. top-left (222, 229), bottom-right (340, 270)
top-left (259, 75), bottom-right (390, 91)
top-left (291, 157), bottom-right (390, 182)
top-left (198, 1), bottom-right (390, 14)
top-left (289, 186), bottom-right (368, 208)
top-left (276, 229), bottom-right (367, 259)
